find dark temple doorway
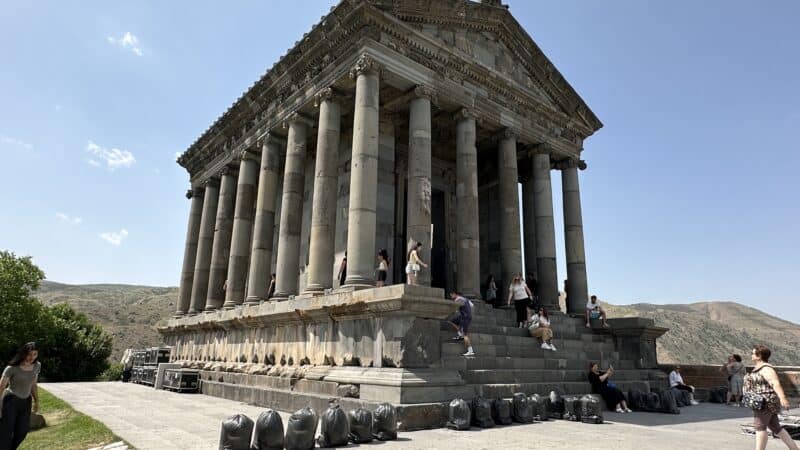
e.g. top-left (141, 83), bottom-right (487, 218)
top-left (430, 188), bottom-right (447, 294)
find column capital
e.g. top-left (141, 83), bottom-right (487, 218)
top-left (413, 85), bottom-right (437, 103)
top-left (258, 132), bottom-right (286, 147)
top-left (496, 128), bottom-right (517, 141)
top-left (314, 87), bottom-right (347, 107)
top-left (527, 143), bottom-right (553, 157)
top-left (282, 112), bottom-right (314, 130)
top-left (218, 166), bottom-right (237, 178)
top-left (553, 158), bottom-right (587, 171)
top-left (455, 107), bottom-right (476, 121)
top-left (202, 177), bottom-right (220, 188)
top-left (237, 148), bottom-right (260, 163)
top-left (349, 54), bottom-right (380, 79)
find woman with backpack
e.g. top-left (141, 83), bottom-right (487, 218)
top-left (743, 345), bottom-right (798, 450)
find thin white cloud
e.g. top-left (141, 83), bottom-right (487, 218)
top-left (1, 134), bottom-right (33, 150)
top-left (99, 229), bottom-right (128, 246)
top-left (86, 140), bottom-right (135, 169)
top-left (56, 212), bottom-right (82, 225)
top-left (107, 32), bottom-right (143, 56)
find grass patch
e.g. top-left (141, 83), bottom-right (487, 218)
top-left (19, 387), bottom-right (128, 450)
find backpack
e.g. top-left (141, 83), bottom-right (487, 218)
top-left (471, 396), bottom-right (495, 428)
top-left (491, 398), bottom-right (512, 425)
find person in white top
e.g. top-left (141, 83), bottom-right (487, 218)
top-left (528, 307), bottom-right (556, 351)
top-left (405, 242), bottom-right (428, 286)
top-left (507, 273), bottom-right (534, 328)
top-left (669, 366), bottom-right (699, 405)
top-left (585, 295), bottom-right (609, 328)
top-left (376, 249), bottom-right (390, 287)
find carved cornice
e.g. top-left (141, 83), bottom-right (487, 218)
top-left (349, 54), bottom-right (380, 78)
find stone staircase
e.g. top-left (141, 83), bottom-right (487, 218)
top-left (436, 301), bottom-right (667, 399)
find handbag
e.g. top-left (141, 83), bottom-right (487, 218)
top-left (411, 263), bottom-right (420, 272)
top-left (743, 365), bottom-right (779, 412)
top-left (743, 392), bottom-right (766, 411)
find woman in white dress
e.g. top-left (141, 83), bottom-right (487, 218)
top-left (405, 242), bottom-right (428, 285)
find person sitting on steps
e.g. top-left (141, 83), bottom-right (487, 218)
top-left (585, 295), bottom-right (609, 328)
top-left (447, 291), bottom-right (474, 357)
top-left (588, 362), bottom-right (631, 413)
top-left (528, 307), bottom-right (556, 351)
top-left (669, 366), bottom-right (700, 405)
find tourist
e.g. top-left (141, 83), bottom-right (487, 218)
top-left (528, 307), bottom-right (556, 351)
top-left (484, 274), bottom-right (497, 306)
top-left (507, 273), bottom-right (534, 328)
top-left (585, 295), bottom-right (609, 328)
top-left (722, 354), bottom-right (746, 406)
top-left (526, 273), bottom-right (539, 311)
top-left (588, 362), bottom-right (631, 413)
top-left (266, 273), bottom-right (276, 299)
top-left (563, 279), bottom-right (569, 308)
top-left (669, 366), bottom-right (700, 405)
top-left (405, 242), bottom-right (428, 286)
top-left (337, 252), bottom-right (347, 287)
top-left (0, 342), bottom-right (40, 450)
top-left (376, 249), bottom-right (390, 287)
top-left (743, 345), bottom-right (799, 450)
top-left (448, 291), bottom-right (474, 357)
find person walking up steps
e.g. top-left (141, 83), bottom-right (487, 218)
top-left (743, 345), bottom-right (799, 450)
top-left (448, 291), bottom-right (474, 357)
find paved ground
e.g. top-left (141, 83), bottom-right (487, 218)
top-left (43, 382), bottom-right (796, 450)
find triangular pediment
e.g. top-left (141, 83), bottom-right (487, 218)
top-left (371, 0), bottom-right (602, 134)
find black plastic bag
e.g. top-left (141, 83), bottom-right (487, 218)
top-left (670, 388), bottom-right (689, 407)
top-left (512, 392), bottom-right (533, 423)
top-left (530, 394), bottom-right (550, 421)
top-left (219, 414), bottom-right (254, 450)
top-left (316, 403), bottom-right (349, 448)
top-left (348, 407), bottom-right (374, 443)
top-left (708, 386), bottom-right (728, 404)
top-left (471, 396), bottom-right (495, 428)
top-left (644, 391), bottom-right (661, 412)
top-left (579, 395), bottom-right (604, 424)
top-left (251, 409), bottom-right (284, 450)
top-left (491, 398), bottom-right (512, 425)
top-left (446, 398), bottom-right (471, 430)
top-left (548, 391), bottom-right (565, 419)
top-left (627, 389), bottom-right (645, 411)
top-left (562, 395), bottom-right (581, 421)
top-left (659, 390), bottom-right (680, 414)
top-left (285, 407), bottom-right (318, 450)
top-left (679, 389), bottom-right (692, 407)
top-left (372, 402), bottom-right (398, 441)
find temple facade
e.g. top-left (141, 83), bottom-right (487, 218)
top-left (160, 0), bottom-right (665, 429)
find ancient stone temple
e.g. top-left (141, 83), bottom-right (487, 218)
top-left (160, 0), bottom-right (667, 429)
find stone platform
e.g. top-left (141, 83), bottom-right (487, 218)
top-left (159, 285), bottom-right (669, 429)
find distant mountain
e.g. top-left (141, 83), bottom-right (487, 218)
top-left (34, 281), bottom-right (800, 366)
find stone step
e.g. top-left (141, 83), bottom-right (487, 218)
top-left (438, 322), bottom-right (610, 343)
top-left (471, 380), bottom-right (656, 399)
top-left (439, 356), bottom-right (643, 371)
top-left (462, 368), bottom-right (653, 384)
top-left (441, 341), bottom-right (618, 360)
top-left (439, 333), bottom-right (616, 353)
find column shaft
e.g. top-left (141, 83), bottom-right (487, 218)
top-left (273, 118), bottom-right (308, 298)
top-left (176, 188), bottom-right (204, 316)
top-left (406, 89), bottom-right (433, 286)
top-left (245, 137), bottom-right (282, 303)
top-left (222, 151), bottom-right (259, 308)
top-left (455, 110), bottom-right (480, 298)
top-left (521, 163), bottom-right (538, 281)
top-left (205, 169), bottom-right (237, 311)
top-left (497, 132), bottom-right (523, 290)
top-left (188, 181), bottom-right (219, 314)
top-left (344, 56), bottom-right (380, 287)
top-left (562, 163), bottom-right (589, 314)
top-left (532, 150), bottom-right (559, 309)
top-left (305, 91), bottom-right (341, 293)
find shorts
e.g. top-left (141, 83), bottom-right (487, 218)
top-left (589, 310), bottom-right (601, 320)
top-left (450, 314), bottom-right (471, 334)
top-left (405, 263), bottom-right (420, 275)
top-left (753, 409), bottom-right (783, 435)
top-left (377, 270), bottom-right (387, 282)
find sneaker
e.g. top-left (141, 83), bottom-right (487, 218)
top-left (690, 400), bottom-right (700, 406)
top-left (452, 336), bottom-right (464, 341)
top-left (585, 323), bottom-right (591, 328)
top-left (615, 407), bottom-right (624, 413)
top-left (625, 408), bottom-right (633, 413)
top-left (463, 350), bottom-right (475, 357)
top-left (549, 343), bottom-right (557, 351)
top-left (541, 343), bottom-right (550, 350)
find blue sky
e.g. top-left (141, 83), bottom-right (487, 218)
top-left (1, 1), bottom-right (798, 321)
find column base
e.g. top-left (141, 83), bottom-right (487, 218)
top-left (343, 275), bottom-right (375, 290)
top-left (173, 312), bottom-right (186, 318)
top-left (221, 301), bottom-right (238, 310)
top-left (244, 296), bottom-right (265, 305)
top-left (302, 283), bottom-right (330, 295)
top-left (204, 306), bottom-right (220, 313)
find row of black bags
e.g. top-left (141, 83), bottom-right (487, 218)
top-left (219, 402), bottom-right (397, 450)
top-left (446, 391), bottom-right (604, 430)
top-left (626, 388), bottom-right (693, 414)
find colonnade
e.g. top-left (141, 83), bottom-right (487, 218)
top-left (174, 55), bottom-right (590, 317)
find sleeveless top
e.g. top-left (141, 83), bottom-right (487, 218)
top-left (743, 364), bottom-right (781, 413)
top-left (509, 282), bottom-right (528, 300)
top-left (408, 250), bottom-right (419, 264)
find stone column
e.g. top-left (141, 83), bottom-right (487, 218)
top-left (188, 179), bottom-right (219, 315)
top-left (272, 114), bottom-right (310, 298)
top-left (405, 86), bottom-right (434, 286)
top-left (531, 146), bottom-right (559, 309)
top-left (176, 187), bottom-right (204, 316)
top-left (455, 108), bottom-right (480, 299)
top-left (344, 55), bottom-right (380, 288)
top-left (561, 159), bottom-right (589, 314)
top-left (497, 130), bottom-right (523, 290)
top-left (245, 135), bottom-right (283, 304)
top-left (205, 167), bottom-right (237, 311)
top-left (521, 159), bottom-right (537, 281)
top-left (222, 149), bottom-right (259, 308)
top-left (305, 88), bottom-right (342, 293)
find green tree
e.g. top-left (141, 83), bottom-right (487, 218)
top-left (0, 251), bottom-right (113, 380)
